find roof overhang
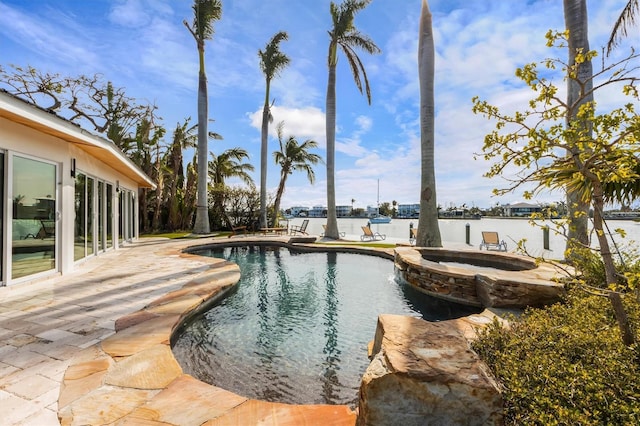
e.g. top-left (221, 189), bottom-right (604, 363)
top-left (0, 91), bottom-right (156, 189)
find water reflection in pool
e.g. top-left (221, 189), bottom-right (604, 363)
top-left (172, 245), bottom-right (480, 406)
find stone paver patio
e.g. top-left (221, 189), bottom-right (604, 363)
top-left (0, 236), bottom-right (360, 425)
top-left (0, 235), bottom-right (508, 425)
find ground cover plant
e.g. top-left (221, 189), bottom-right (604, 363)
top-left (473, 267), bottom-right (640, 424)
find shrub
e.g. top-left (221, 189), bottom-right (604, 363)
top-left (472, 289), bottom-right (640, 425)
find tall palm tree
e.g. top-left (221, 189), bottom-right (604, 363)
top-left (165, 119), bottom-right (197, 231)
top-left (564, 0), bottom-right (592, 250)
top-left (417, 0), bottom-right (442, 247)
top-left (208, 147), bottom-right (255, 229)
top-left (271, 121), bottom-right (323, 227)
top-left (165, 119), bottom-right (222, 230)
top-left (324, 0), bottom-right (380, 239)
top-left (184, 0), bottom-right (222, 234)
top-left (259, 31), bottom-right (290, 229)
top-left (608, 0), bottom-right (639, 54)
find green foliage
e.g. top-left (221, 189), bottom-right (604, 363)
top-left (564, 242), bottom-right (640, 293)
top-left (472, 30), bottom-right (640, 203)
top-left (473, 288), bottom-right (640, 425)
top-left (210, 185), bottom-right (260, 230)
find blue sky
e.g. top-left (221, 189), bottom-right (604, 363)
top-left (0, 0), bottom-right (634, 210)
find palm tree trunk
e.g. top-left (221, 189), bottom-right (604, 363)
top-left (260, 85), bottom-right (270, 229)
top-left (591, 178), bottom-right (635, 345)
top-left (194, 62), bottom-right (211, 233)
top-left (564, 0), bottom-right (592, 250)
top-left (271, 170), bottom-right (288, 227)
top-left (325, 64), bottom-right (339, 239)
top-left (417, 0), bottom-right (442, 247)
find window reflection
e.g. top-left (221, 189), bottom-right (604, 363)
top-left (12, 156), bottom-right (56, 279)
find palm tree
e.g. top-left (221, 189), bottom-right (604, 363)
top-left (184, 0), bottom-right (222, 234)
top-left (258, 31), bottom-right (290, 230)
top-left (165, 118), bottom-right (222, 230)
top-left (563, 0), bottom-right (592, 250)
top-left (417, 0), bottom-right (442, 247)
top-left (271, 122), bottom-right (323, 227)
top-left (608, 1), bottom-right (639, 54)
top-left (208, 147), bottom-right (255, 229)
top-left (324, 0), bottom-right (380, 239)
top-left (165, 119), bottom-right (197, 231)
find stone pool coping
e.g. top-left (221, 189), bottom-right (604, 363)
top-left (58, 237), bottom-right (360, 425)
top-left (56, 237), bottom-right (529, 424)
top-left (395, 246), bottom-right (569, 308)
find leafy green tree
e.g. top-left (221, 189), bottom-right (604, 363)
top-left (165, 119), bottom-right (196, 231)
top-left (0, 64), bottom-right (159, 153)
top-left (417, 0), bottom-right (442, 247)
top-left (271, 122), bottom-right (322, 227)
top-left (223, 186), bottom-right (261, 228)
top-left (324, 0), bottom-right (380, 239)
top-left (378, 202), bottom-right (392, 216)
top-left (184, 0), bottom-right (222, 234)
top-left (208, 148), bottom-right (255, 229)
top-left (161, 119), bottom-right (223, 231)
top-left (129, 115), bottom-right (165, 233)
top-left (258, 31), bottom-right (290, 229)
top-left (472, 30), bottom-right (640, 292)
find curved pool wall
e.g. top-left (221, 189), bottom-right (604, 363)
top-left (394, 246), bottom-right (567, 308)
top-left (173, 244), bottom-right (482, 407)
top-left (58, 237), bottom-right (569, 423)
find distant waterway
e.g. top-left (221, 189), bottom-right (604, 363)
top-left (285, 217), bottom-right (640, 259)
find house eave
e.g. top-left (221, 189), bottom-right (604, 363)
top-left (0, 91), bottom-right (156, 189)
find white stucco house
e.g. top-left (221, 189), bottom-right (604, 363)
top-left (0, 90), bottom-right (155, 287)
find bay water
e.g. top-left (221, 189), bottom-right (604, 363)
top-left (286, 217), bottom-right (640, 259)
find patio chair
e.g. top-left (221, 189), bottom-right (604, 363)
top-left (479, 231), bottom-right (507, 251)
top-left (361, 225), bottom-right (386, 241)
top-left (37, 219), bottom-right (56, 239)
top-left (410, 228), bottom-right (417, 246)
top-left (290, 219), bottom-right (309, 235)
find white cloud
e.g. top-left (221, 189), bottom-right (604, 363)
top-left (248, 105), bottom-right (326, 144)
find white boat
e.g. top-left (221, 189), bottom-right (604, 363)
top-left (370, 215), bottom-right (392, 224)
top-left (369, 179), bottom-right (391, 224)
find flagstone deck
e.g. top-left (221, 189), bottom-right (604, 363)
top-left (0, 236), bottom-right (356, 425)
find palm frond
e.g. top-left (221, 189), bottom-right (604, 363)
top-left (608, 0), bottom-right (640, 54)
top-left (259, 31), bottom-right (290, 81)
top-left (189, 0), bottom-right (222, 41)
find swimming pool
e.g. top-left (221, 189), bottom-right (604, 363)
top-left (172, 245), bottom-right (480, 406)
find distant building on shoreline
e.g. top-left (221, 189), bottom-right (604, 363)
top-left (503, 202), bottom-right (543, 217)
top-left (397, 204), bottom-right (420, 218)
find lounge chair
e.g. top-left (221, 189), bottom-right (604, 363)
top-left (361, 226), bottom-right (386, 241)
top-left (479, 231), bottom-right (507, 251)
top-left (228, 225), bottom-right (247, 238)
top-left (321, 224), bottom-right (345, 237)
top-left (37, 219), bottom-right (56, 239)
top-left (290, 219), bottom-right (309, 235)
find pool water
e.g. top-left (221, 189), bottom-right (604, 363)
top-left (172, 245), bottom-right (480, 406)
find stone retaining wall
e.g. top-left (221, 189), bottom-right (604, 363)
top-left (394, 247), bottom-right (567, 308)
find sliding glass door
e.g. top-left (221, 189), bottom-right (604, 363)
top-left (74, 174), bottom-right (119, 260)
top-left (11, 155), bottom-right (57, 279)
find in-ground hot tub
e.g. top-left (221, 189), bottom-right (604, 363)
top-left (394, 247), bottom-right (567, 308)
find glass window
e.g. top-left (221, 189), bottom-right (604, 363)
top-left (74, 173), bottom-right (86, 261)
top-left (87, 176), bottom-right (94, 256)
top-left (106, 183), bottom-right (113, 249)
top-left (12, 156), bottom-right (56, 279)
top-left (98, 180), bottom-right (104, 251)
